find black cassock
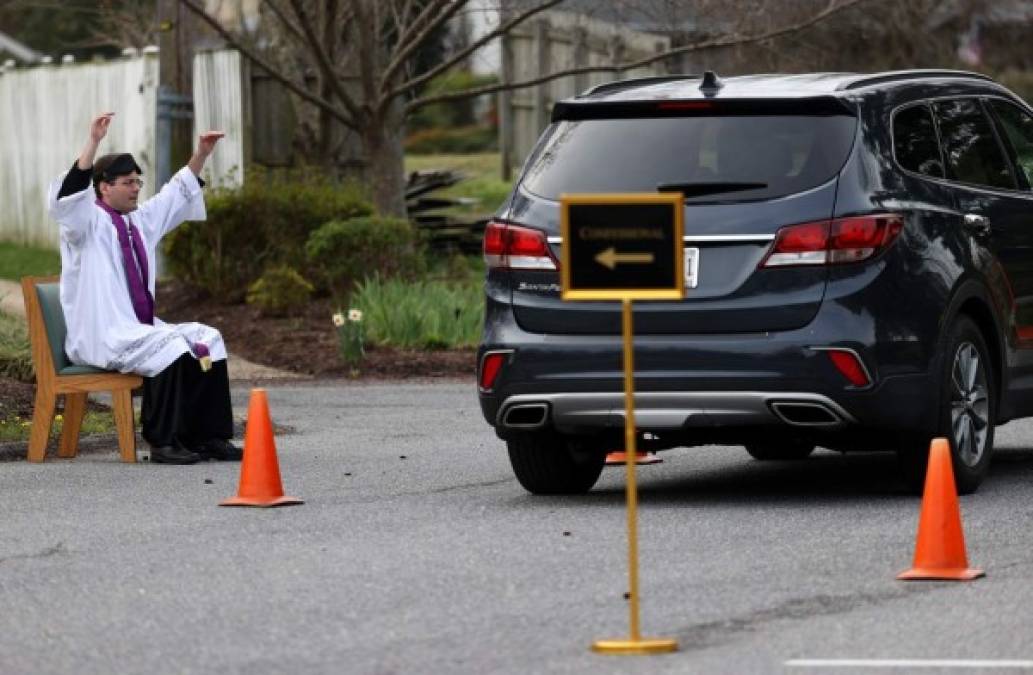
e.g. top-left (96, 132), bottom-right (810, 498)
top-left (140, 353), bottom-right (233, 447)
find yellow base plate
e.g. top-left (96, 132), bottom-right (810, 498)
top-left (591, 638), bottom-right (678, 655)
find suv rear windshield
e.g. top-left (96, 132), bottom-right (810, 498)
top-left (521, 114), bottom-right (858, 202)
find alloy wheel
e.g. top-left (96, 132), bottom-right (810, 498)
top-left (950, 342), bottom-right (989, 467)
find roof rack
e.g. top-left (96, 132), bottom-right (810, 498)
top-left (580, 74), bottom-right (699, 98)
top-left (839, 70), bottom-right (995, 91)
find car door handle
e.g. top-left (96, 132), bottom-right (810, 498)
top-left (963, 213), bottom-right (991, 236)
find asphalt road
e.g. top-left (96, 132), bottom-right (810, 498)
top-left (2, 381), bottom-right (1032, 674)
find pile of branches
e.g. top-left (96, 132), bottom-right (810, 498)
top-left (405, 170), bottom-right (487, 255)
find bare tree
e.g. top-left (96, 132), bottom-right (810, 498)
top-left (92, 0), bottom-right (159, 49)
top-left (176, 0), bottom-right (869, 216)
top-left (6, 0), bottom-right (159, 52)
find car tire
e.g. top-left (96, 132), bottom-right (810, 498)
top-left (896, 316), bottom-right (996, 495)
top-left (744, 440), bottom-right (815, 461)
top-left (507, 432), bottom-right (606, 495)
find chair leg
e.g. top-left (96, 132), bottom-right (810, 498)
top-left (111, 389), bottom-right (136, 463)
top-left (58, 392), bottom-right (87, 458)
top-left (27, 388), bottom-right (56, 463)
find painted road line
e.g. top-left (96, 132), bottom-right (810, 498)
top-left (786, 659), bottom-right (1033, 669)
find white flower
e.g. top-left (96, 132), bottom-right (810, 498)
top-left (332, 312), bottom-right (345, 327)
top-left (348, 309), bottom-right (363, 322)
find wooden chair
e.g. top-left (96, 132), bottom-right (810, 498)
top-left (21, 276), bottom-right (141, 463)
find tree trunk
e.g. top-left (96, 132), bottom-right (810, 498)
top-left (362, 98), bottom-right (407, 218)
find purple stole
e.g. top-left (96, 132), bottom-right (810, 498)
top-left (95, 198), bottom-right (211, 370)
top-left (95, 199), bottom-right (154, 325)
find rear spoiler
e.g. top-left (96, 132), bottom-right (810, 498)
top-left (551, 96), bottom-right (857, 122)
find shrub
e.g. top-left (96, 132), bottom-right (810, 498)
top-left (0, 311), bottom-right (33, 382)
top-left (405, 125), bottom-right (498, 154)
top-left (352, 276), bottom-right (483, 349)
top-left (999, 69), bottom-right (1033, 106)
top-left (246, 266), bottom-right (314, 317)
top-left (163, 166), bottom-right (373, 302)
top-left (304, 216), bottom-right (424, 301)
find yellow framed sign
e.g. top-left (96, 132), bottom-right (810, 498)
top-left (560, 193), bottom-right (684, 301)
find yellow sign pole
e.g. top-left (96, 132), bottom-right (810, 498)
top-left (591, 298), bottom-right (678, 655)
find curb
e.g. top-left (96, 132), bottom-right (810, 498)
top-left (0, 417), bottom-right (293, 463)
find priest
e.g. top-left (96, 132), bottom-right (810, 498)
top-left (47, 111), bottom-right (241, 465)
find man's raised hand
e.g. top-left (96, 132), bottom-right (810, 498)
top-left (188, 131), bottom-right (226, 176)
top-left (78, 112), bottom-right (115, 170)
top-left (90, 112), bottom-right (115, 143)
top-left (197, 131), bottom-right (225, 158)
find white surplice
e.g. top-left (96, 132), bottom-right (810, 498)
top-left (47, 166), bottom-right (227, 377)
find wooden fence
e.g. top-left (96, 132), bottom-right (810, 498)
top-left (498, 10), bottom-right (671, 178)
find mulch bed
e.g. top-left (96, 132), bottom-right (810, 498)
top-left (0, 281), bottom-right (477, 424)
top-left (0, 378), bottom-right (36, 419)
top-left (0, 377), bottom-right (109, 423)
top-left (156, 279), bottom-right (477, 380)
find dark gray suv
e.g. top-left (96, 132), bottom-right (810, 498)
top-left (478, 70), bottom-right (1033, 495)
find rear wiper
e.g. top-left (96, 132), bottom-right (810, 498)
top-left (657, 182), bottom-right (767, 197)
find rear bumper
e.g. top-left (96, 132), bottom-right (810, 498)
top-left (478, 301), bottom-right (939, 439)
top-left (496, 391), bottom-right (857, 434)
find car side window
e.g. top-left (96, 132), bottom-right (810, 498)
top-left (893, 104), bottom-right (944, 178)
top-left (988, 99), bottom-right (1033, 189)
top-left (933, 98), bottom-right (1015, 190)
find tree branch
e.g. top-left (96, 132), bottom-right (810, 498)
top-left (390, 0), bottom-right (565, 101)
top-left (407, 0), bottom-right (870, 112)
top-left (286, 0), bottom-right (363, 122)
top-left (385, 0), bottom-right (451, 69)
top-left (390, 0), bottom-right (416, 41)
top-left (378, 0), bottom-right (463, 99)
top-left (263, 0), bottom-right (308, 45)
top-left (176, 0), bottom-right (358, 130)
top-left (349, 0), bottom-right (378, 107)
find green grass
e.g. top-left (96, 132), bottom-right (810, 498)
top-left (0, 310), bottom-right (32, 381)
top-left (352, 275), bottom-right (483, 349)
top-left (0, 410), bottom-right (116, 443)
top-left (405, 153), bottom-right (512, 216)
top-left (0, 241), bottom-right (61, 281)
top-left (0, 310), bottom-right (118, 444)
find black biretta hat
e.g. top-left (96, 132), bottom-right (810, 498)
top-left (92, 153), bottom-right (143, 185)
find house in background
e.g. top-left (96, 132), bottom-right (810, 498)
top-left (0, 30), bottom-right (41, 65)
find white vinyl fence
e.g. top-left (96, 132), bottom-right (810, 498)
top-left (192, 49), bottom-right (246, 188)
top-left (0, 50), bottom-right (159, 247)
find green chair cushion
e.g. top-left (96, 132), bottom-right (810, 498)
top-left (36, 283), bottom-right (71, 372)
top-left (58, 364), bottom-right (109, 376)
top-left (36, 282), bottom-right (119, 377)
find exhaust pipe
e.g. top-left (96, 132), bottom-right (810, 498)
top-left (770, 401), bottom-right (842, 427)
top-left (501, 403), bottom-right (549, 429)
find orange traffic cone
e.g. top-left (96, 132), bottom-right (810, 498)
top-left (605, 451), bottom-right (662, 466)
top-left (897, 438), bottom-right (983, 581)
top-left (220, 388), bottom-right (303, 508)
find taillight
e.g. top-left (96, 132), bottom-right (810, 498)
top-left (483, 221), bottom-right (556, 270)
top-left (824, 349), bottom-right (872, 387)
top-left (479, 351), bottom-right (510, 391)
top-left (760, 214), bottom-right (904, 268)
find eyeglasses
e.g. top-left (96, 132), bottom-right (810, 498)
top-left (110, 178), bottom-right (144, 189)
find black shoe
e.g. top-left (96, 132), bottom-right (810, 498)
top-left (194, 438), bottom-right (243, 461)
top-left (150, 443), bottom-right (201, 465)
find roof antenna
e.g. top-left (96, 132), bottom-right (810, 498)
top-left (699, 70), bottom-right (724, 96)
